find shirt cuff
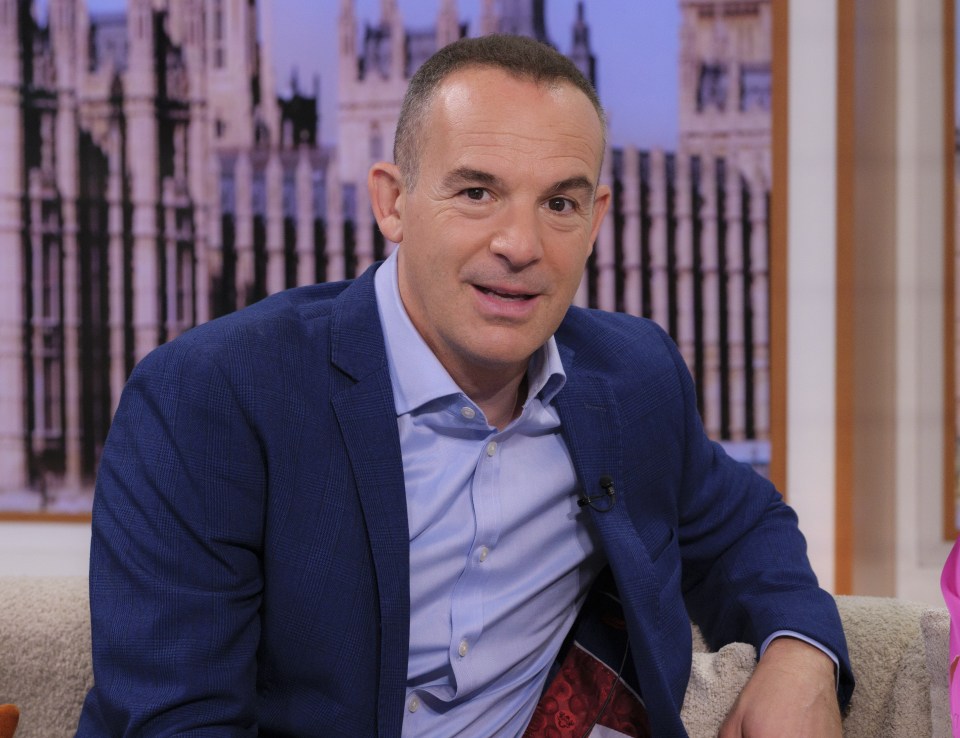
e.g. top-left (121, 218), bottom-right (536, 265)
top-left (759, 630), bottom-right (840, 691)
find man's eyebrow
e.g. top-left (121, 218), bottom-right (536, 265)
top-left (546, 176), bottom-right (596, 195)
top-left (440, 169), bottom-right (596, 196)
top-left (442, 167), bottom-right (502, 190)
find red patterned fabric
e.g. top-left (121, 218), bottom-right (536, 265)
top-left (522, 644), bottom-right (650, 738)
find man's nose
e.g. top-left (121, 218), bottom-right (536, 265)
top-left (489, 206), bottom-right (543, 268)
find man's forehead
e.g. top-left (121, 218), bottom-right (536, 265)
top-left (434, 66), bottom-right (599, 120)
top-left (406, 65), bottom-right (607, 188)
top-left (429, 68), bottom-right (605, 153)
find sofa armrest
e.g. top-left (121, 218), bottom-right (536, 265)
top-left (680, 637), bottom-right (756, 736)
top-left (680, 595), bottom-right (950, 738)
top-left (922, 607), bottom-right (951, 738)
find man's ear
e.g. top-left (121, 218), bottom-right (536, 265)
top-left (368, 162), bottom-right (405, 243)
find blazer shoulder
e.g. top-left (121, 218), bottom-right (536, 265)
top-left (148, 282), bottom-right (350, 358)
top-left (556, 306), bottom-right (680, 372)
top-left (126, 283), bottom-right (360, 405)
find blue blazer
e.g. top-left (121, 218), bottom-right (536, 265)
top-left (78, 264), bottom-right (853, 737)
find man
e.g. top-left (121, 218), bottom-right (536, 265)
top-left (78, 35), bottom-right (853, 737)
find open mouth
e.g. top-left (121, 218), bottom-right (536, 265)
top-left (476, 286), bottom-right (535, 301)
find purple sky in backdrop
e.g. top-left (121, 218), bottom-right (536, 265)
top-left (76, 0), bottom-right (681, 149)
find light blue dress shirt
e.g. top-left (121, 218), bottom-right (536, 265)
top-left (373, 250), bottom-right (838, 736)
top-left (374, 251), bottom-right (606, 737)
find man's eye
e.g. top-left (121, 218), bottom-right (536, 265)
top-left (547, 197), bottom-right (576, 213)
top-left (464, 188), bottom-right (487, 201)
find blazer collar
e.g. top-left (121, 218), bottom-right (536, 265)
top-left (553, 339), bottom-right (622, 515)
top-left (330, 264), bottom-right (390, 381)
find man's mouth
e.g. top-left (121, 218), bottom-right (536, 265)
top-left (476, 285), bottom-right (535, 301)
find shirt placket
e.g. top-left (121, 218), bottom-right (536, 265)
top-left (447, 427), bottom-right (504, 696)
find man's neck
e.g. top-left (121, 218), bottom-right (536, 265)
top-left (457, 368), bottom-right (529, 431)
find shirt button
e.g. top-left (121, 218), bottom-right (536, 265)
top-left (486, 441), bottom-right (497, 457)
top-left (458, 639), bottom-right (469, 657)
top-left (460, 406), bottom-right (476, 420)
top-left (479, 546), bottom-right (489, 562)
top-left (408, 695), bottom-right (420, 713)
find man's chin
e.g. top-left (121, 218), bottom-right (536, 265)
top-left (458, 337), bottom-right (549, 373)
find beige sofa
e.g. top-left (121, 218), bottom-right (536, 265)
top-left (0, 576), bottom-right (950, 737)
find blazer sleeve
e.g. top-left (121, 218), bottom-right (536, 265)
top-left (77, 337), bottom-right (266, 736)
top-left (657, 328), bottom-right (855, 707)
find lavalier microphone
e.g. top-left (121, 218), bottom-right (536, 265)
top-left (577, 474), bottom-right (616, 512)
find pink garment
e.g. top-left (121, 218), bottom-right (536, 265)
top-left (941, 537), bottom-right (960, 735)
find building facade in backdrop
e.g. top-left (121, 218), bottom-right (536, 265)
top-left (0, 0), bottom-right (771, 512)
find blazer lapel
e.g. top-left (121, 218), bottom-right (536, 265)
top-left (329, 268), bottom-right (409, 738)
top-left (553, 343), bottom-right (632, 550)
top-left (553, 342), bottom-right (666, 691)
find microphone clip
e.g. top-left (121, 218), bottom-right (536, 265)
top-left (578, 474), bottom-right (616, 512)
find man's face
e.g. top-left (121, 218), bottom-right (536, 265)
top-left (373, 67), bottom-right (610, 387)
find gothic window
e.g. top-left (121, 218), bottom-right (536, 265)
top-left (175, 240), bottom-right (193, 328)
top-left (342, 183), bottom-right (357, 222)
top-left (376, 33), bottom-right (391, 78)
top-left (213, 0), bottom-right (225, 69)
top-left (283, 169), bottom-right (296, 219)
top-left (173, 125), bottom-right (187, 181)
top-left (35, 230), bottom-right (63, 442)
top-left (312, 170), bottom-right (326, 220)
top-left (252, 172), bottom-right (266, 217)
top-left (39, 230), bottom-right (61, 321)
top-left (40, 113), bottom-right (55, 175)
top-left (213, 1), bottom-right (224, 40)
top-left (40, 333), bottom-right (63, 439)
top-left (254, 119), bottom-right (269, 146)
top-left (740, 64), bottom-right (771, 112)
top-left (697, 62), bottom-right (728, 112)
top-left (370, 123), bottom-right (383, 161)
top-left (220, 168), bottom-right (235, 214)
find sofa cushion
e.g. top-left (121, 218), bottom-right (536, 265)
top-left (0, 577), bottom-right (92, 738)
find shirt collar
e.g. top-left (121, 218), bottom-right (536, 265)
top-left (373, 249), bottom-right (566, 417)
